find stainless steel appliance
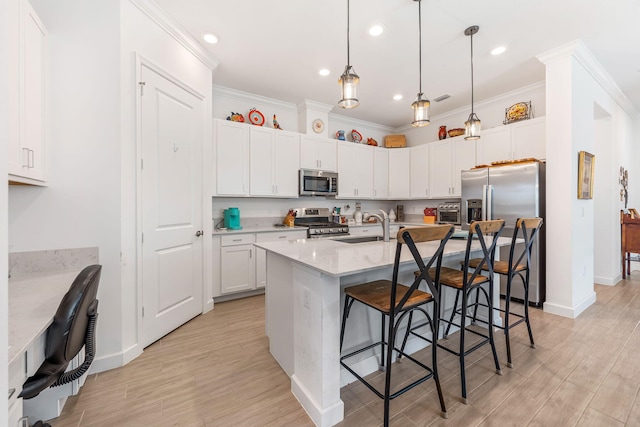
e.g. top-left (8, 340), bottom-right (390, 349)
top-left (461, 162), bottom-right (546, 305)
top-left (299, 170), bottom-right (338, 197)
top-left (293, 207), bottom-right (349, 238)
top-left (437, 202), bottom-right (461, 225)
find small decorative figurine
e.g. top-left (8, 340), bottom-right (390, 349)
top-left (226, 112), bottom-right (245, 122)
top-left (336, 130), bottom-right (346, 140)
top-left (366, 137), bottom-right (378, 146)
top-left (248, 108), bottom-right (265, 126)
top-left (439, 126), bottom-right (447, 140)
top-left (351, 129), bottom-right (363, 143)
top-left (273, 114), bottom-right (283, 130)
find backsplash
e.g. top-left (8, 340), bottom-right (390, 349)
top-left (9, 247), bottom-right (99, 277)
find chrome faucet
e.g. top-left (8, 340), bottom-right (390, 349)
top-left (370, 209), bottom-right (390, 242)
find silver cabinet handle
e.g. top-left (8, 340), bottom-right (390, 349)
top-left (195, 230), bottom-right (203, 237)
top-left (22, 148), bottom-right (29, 167)
top-left (28, 149), bottom-right (34, 168)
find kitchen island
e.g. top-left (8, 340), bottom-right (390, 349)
top-left (255, 233), bottom-right (512, 427)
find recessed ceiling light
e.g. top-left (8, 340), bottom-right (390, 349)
top-left (393, 94), bottom-right (403, 101)
top-left (369, 25), bottom-right (384, 37)
top-left (319, 69), bottom-right (330, 77)
top-left (203, 33), bottom-right (219, 44)
top-left (491, 46), bottom-right (506, 55)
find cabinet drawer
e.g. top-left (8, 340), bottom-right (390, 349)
top-left (221, 234), bottom-right (255, 246)
top-left (256, 230), bottom-right (306, 243)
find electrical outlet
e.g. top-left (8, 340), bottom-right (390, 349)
top-left (303, 287), bottom-right (310, 308)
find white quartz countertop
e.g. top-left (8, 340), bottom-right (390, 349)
top-left (255, 234), bottom-right (511, 278)
top-left (213, 225), bottom-right (308, 235)
top-left (9, 270), bottom-right (79, 364)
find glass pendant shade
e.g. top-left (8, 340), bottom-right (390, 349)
top-left (465, 113), bottom-right (481, 140)
top-left (338, 65), bottom-right (360, 109)
top-left (411, 93), bottom-right (430, 127)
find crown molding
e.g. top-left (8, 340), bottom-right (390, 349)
top-left (129, 0), bottom-right (219, 71)
top-left (213, 85), bottom-right (298, 112)
top-left (297, 99), bottom-right (334, 114)
top-left (537, 39), bottom-right (637, 117)
top-left (328, 112), bottom-right (396, 133)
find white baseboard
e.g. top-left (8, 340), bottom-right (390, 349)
top-left (543, 291), bottom-right (596, 318)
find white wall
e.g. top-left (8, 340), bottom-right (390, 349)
top-left (8, 0), bottom-right (123, 366)
top-left (401, 81), bottom-right (546, 146)
top-left (1, 0), bottom-right (9, 419)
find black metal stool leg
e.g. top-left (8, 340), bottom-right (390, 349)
top-left (444, 289), bottom-right (460, 339)
top-left (504, 274), bottom-right (513, 368)
top-left (523, 270), bottom-right (535, 349)
top-left (460, 289), bottom-right (468, 404)
top-left (430, 304), bottom-right (448, 419)
top-left (485, 283), bottom-right (502, 376)
top-left (340, 296), bottom-right (353, 352)
top-left (471, 287), bottom-right (480, 325)
top-left (398, 310), bottom-right (414, 361)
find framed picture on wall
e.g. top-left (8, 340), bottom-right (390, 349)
top-left (578, 151), bottom-right (595, 199)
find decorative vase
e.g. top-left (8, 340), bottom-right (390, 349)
top-left (336, 130), bottom-right (346, 141)
top-left (438, 126), bottom-right (447, 140)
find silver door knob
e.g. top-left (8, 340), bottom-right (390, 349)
top-left (195, 230), bottom-right (203, 237)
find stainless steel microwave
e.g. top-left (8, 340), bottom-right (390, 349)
top-left (299, 170), bottom-right (338, 196)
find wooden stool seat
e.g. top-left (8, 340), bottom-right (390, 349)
top-left (345, 281), bottom-right (433, 314)
top-left (427, 267), bottom-right (489, 289)
top-left (466, 259), bottom-right (526, 275)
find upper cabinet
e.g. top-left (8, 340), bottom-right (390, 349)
top-left (300, 135), bottom-right (337, 172)
top-left (8, 0), bottom-right (48, 185)
top-left (410, 145), bottom-right (429, 199)
top-left (388, 148), bottom-right (410, 200)
top-left (337, 142), bottom-right (373, 199)
top-left (429, 137), bottom-right (476, 198)
top-left (476, 117), bottom-right (545, 165)
top-left (214, 119), bottom-right (249, 196)
top-left (249, 127), bottom-right (300, 197)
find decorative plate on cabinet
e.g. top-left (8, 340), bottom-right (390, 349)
top-left (248, 108), bottom-right (265, 126)
top-left (351, 129), bottom-right (363, 143)
top-left (312, 119), bottom-right (324, 133)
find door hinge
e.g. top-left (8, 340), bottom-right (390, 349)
top-left (141, 158), bottom-right (144, 170)
top-left (142, 306), bottom-right (144, 317)
top-left (139, 81), bottom-right (146, 95)
top-left (141, 232), bottom-right (144, 243)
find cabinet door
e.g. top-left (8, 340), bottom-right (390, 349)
top-left (511, 117), bottom-right (545, 160)
top-left (373, 148), bottom-right (389, 199)
top-left (388, 148), bottom-right (410, 199)
top-left (221, 245), bottom-right (255, 294)
top-left (410, 145), bottom-right (429, 198)
top-left (273, 131), bottom-right (299, 197)
top-left (428, 140), bottom-right (452, 198)
top-left (337, 142), bottom-right (356, 197)
top-left (216, 120), bottom-right (249, 196)
top-left (451, 138), bottom-right (477, 197)
top-left (317, 138), bottom-right (337, 171)
top-left (300, 135), bottom-right (319, 170)
top-left (354, 144), bottom-right (374, 198)
top-left (477, 126), bottom-right (510, 165)
top-left (249, 127), bottom-right (275, 196)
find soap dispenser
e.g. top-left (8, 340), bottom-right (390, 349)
top-left (354, 205), bottom-right (363, 225)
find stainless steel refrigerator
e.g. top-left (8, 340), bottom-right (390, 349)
top-left (461, 162), bottom-right (546, 306)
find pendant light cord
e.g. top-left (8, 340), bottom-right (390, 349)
top-left (418, 0), bottom-right (422, 94)
top-left (470, 30), bottom-right (474, 114)
top-left (346, 0), bottom-right (350, 66)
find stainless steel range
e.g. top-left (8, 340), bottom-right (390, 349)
top-left (293, 208), bottom-right (349, 238)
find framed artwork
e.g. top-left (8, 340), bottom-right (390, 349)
top-left (578, 151), bottom-right (595, 199)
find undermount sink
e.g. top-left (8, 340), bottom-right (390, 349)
top-left (336, 236), bottom-right (384, 244)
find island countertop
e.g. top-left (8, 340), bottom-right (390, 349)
top-left (255, 234), bottom-right (512, 278)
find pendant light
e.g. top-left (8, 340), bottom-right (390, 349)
top-left (464, 25), bottom-right (481, 140)
top-left (338, 0), bottom-right (360, 108)
top-left (411, 0), bottom-right (430, 127)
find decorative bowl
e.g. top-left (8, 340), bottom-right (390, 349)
top-left (448, 128), bottom-right (465, 137)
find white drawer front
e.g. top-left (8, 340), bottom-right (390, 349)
top-left (256, 230), bottom-right (306, 243)
top-left (221, 234), bottom-right (255, 246)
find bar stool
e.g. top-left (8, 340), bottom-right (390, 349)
top-left (466, 217), bottom-right (543, 368)
top-left (339, 225), bottom-right (454, 426)
top-left (437, 219), bottom-right (505, 404)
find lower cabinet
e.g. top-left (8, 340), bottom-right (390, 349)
top-left (214, 230), bottom-right (306, 297)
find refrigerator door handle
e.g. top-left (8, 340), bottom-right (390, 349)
top-left (487, 185), bottom-right (493, 220)
top-left (482, 185), bottom-right (487, 221)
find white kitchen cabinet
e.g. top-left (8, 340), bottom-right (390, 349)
top-left (300, 135), bottom-right (337, 172)
top-left (337, 142), bottom-right (373, 199)
top-left (373, 148), bottom-right (389, 199)
top-left (388, 148), bottom-right (411, 199)
top-left (220, 234), bottom-right (256, 294)
top-left (249, 127), bottom-right (300, 197)
top-left (410, 145), bottom-right (429, 199)
top-left (476, 117), bottom-right (545, 165)
top-left (255, 230), bottom-right (306, 288)
top-left (429, 137), bottom-right (476, 198)
top-left (8, 0), bottom-right (47, 185)
top-left (214, 119), bottom-right (249, 196)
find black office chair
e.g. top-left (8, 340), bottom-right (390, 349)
top-left (19, 265), bottom-right (102, 426)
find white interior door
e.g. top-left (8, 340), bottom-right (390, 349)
top-left (140, 64), bottom-right (204, 347)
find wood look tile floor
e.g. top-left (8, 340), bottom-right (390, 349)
top-left (51, 271), bottom-right (640, 426)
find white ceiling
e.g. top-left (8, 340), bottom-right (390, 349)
top-left (154, 0), bottom-right (640, 128)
